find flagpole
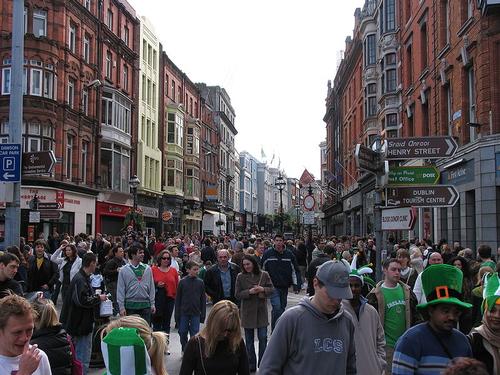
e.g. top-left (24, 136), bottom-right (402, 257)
top-left (335, 159), bottom-right (357, 182)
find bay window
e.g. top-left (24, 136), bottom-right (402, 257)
top-left (100, 141), bottom-right (130, 192)
top-left (167, 112), bottom-right (184, 147)
top-left (33, 10), bottom-right (47, 37)
top-left (166, 158), bottom-right (183, 189)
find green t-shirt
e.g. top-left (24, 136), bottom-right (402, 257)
top-left (381, 283), bottom-right (406, 348)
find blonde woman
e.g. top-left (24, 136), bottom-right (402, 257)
top-left (180, 300), bottom-right (250, 375)
top-left (101, 315), bottom-right (168, 375)
top-left (30, 298), bottom-right (73, 375)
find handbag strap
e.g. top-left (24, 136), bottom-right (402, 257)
top-left (427, 323), bottom-right (454, 359)
top-left (197, 336), bottom-right (208, 375)
top-left (257, 272), bottom-right (264, 286)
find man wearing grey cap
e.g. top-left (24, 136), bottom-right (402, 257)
top-left (259, 260), bottom-right (356, 375)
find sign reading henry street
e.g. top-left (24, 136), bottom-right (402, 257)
top-left (385, 186), bottom-right (459, 207)
top-left (382, 207), bottom-right (417, 231)
top-left (22, 151), bottom-right (56, 176)
top-left (355, 144), bottom-right (382, 174)
top-left (386, 137), bottom-right (458, 160)
top-left (388, 166), bottom-right (440, 186)
top-left (0, 143), bottom-right (21, 182)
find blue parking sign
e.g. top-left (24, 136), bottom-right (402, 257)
top-left (0, 144), bottom-right (21, 182)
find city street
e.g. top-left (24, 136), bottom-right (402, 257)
top-left (90, 290), bottom-right (306, 374)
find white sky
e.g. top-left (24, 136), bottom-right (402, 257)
top-left (127, 0), bottom-right (365, 178)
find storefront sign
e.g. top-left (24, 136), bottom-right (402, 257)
top-left (441, 159), bottom-right (475, 185)
top-left (205, 184), bottom-right (218, 202)
top-left (137, 205), bottom-right (159, 218)
top-left (381, 207), bottom-right (416, 230)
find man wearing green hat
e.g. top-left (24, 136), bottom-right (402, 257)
top-left (392, 264), bottom-right (472, 375)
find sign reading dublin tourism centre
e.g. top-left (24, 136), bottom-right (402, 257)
top-left (385, 137), bottom-right (458, 160)
top-left (385, 186), bottom-right (459, 208)
top-left (388, 166), bottom-right (440, 186)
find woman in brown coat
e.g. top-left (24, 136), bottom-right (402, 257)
top-left (235, 255), bottom-right (274, 372)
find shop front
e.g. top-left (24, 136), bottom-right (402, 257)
top-left (138, 205), bottom-right (160, 236)
top-left (21, 186), bottom-right (96, 240)
top-left (95, 201), bottom-right (131, 236)
top-left (234, 212), bottom-right (244, 233)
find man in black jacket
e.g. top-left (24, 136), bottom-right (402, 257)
top-left (102, 245), bottom-right (126, 315)
top-left (63, 252), bottom-right (107, 375)
top-left (0, 253), bottom-right (23, 297)
top-left (204, 249), bottom-right (240, 304)
top-left (27, 239), bottom-right (58, 298)
top-left (306, 244), bottom-right (335, 296)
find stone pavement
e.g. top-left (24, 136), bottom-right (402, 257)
top-left (89, 290), bottom-right (306, 374)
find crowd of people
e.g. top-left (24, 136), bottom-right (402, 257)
top-left (0, 228), bottom-right (498, 375)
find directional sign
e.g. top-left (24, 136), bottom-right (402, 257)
top-left (303, 211), bottom-right (315, 225)
top-left (385, 185), bottom-right (459, 207)
top-left (40, 210), bottom-right (63, 220)
top-left (22, 151), bottom-right (56, 175)
top-left (385, 137), bottom-right (458, 160)
top-left (37, 202), bottom-right (62, 210)
top-left (382, 207), bottom-right (417, 231)
top-left (388, 166), bottom-right (440, 186)
top-left (355, 144), bottom-right (382, 174)
top-left (0, 144), bottom-right (21, 182)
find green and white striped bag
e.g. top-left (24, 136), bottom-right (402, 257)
top-left (101, 327), bottom-right (152, 375)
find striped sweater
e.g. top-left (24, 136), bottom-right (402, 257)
top-left (392, 323), bottom-right (472, 374)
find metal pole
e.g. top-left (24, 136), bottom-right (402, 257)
top-left (5, 0), bottom-right (24, 247)
top-left (373, 136), bottom-right (384, 282)
top-left (279, 186), bottom-right (284, 234)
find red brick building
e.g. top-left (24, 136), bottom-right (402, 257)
top-left (0, 0), bottom-right (139, 238)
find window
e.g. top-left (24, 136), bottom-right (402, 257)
top-left (67, 78), bottom-right (75, 108)
top-left (166, 158), bottom-right (183, 189)
top-left (82, 88), bottom-right (88, 115)
top-left (24, 7), bottom-right (27, 34)
top-left (385, 0), bottom-right (396, 32)
top-left (386, 113), bottom-right (398, 128)
top-left (83, 34), bottom-right (90, 63)
top-left (84, 0), bottom-right (91, 10)
top-left (123, 26), bottom-right (129, 46)
top-left (185, 168), bottom-right (200, 197)
top-left (122, 65), bottom-right (128, 91)
top-left (142, 40), bottom-right (147, 61)
top-left (141, 116), bottom-right (145, 141)
top-left (171, 80), bottom-right (175, 100)
top-left (141, 74), bottom-right (146, 101)
top-left (440, 0), bottom-right (450, 48)
top-left (147, 45), bottom-right (152, 66)
top-left (107, 9), bottom-right (113, 30)
top-left (420, 23), bottom-right (428, 70)
top-left (2, 68), bottom-right (11, 95)
top-left (153, 50), bottom-right (157, 70)
top-left (364, 34), bottom-right (376, 66)
top-left (422, 100), bottom-right (429, 136)
top-left (167, 112), bottom-right (184, 146)
top-left (365, 83), bottom-right (377, 117)
top-left (66, 134), bottom-right (73, 180)
top-left (445, 84), bottom-right (452, 135)
top-left (146, 118), bottom-right (151, 146)
top-left (10, 122), bottom-right (54, 153)
top-left (406, 44), bottom-right (413, 86)
top-left (100, 142), bottom-right (130, 192)
top-left (383, 54), bottom-right (397, 93)
top-left (101, 90), bottom-right (132, 134)
top-left (467, 66), bottom-right (476, 141)
top-left (33, 10), bottom-right (47, 37)
top-left (152, 83), bottom-right (156, 108)
top-left (68, 23), bottom-right (76, 53)
top-left (30, 69), bottom-right (42, 96)
top-left (186, 126), bottom-right (200, 156)
top-left (81, 141), bottom-right (88, 183)
top-left (147, 78), bottom-right (151, 104)
top-left (43, 71), bottom-right (54, 99)
top-left (106, 51), bottom-right (112, 79)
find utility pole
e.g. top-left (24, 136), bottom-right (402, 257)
top-left (5, 0), bottom-right (24, 247)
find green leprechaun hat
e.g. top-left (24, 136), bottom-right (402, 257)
top-left (101, 327), bottom-right (152, 375)
top-left (482, 272), bottom-right (500, 313)
top-left (417, 264), bottom-right (472, 310)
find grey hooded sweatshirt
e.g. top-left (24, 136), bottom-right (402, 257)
top-left (258, 296), bottom-right (356, 375)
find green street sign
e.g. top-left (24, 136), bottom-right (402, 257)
top-left (388, 166), bottom-right (440, 186)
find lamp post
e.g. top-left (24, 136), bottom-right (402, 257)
top-left (216, 201), bottom-right (223, 236)
top-left (129, 174), bottom-right (140, 212)
top-left (295, 203), bottom-right (301, 237)
top-left (275, 172), bottom-right (286, 234)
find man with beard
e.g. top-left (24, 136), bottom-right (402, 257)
top-left (392, 264), bottom-right (472, 374)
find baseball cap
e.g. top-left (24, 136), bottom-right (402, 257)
top-left (316, 260), bottom-right (353, 299)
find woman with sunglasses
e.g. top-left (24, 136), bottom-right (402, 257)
top-left (151, 249), bottom-right (179, 333)
top-left (180, 300), bottom-right (250, 375)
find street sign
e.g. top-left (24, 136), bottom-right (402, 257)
top-left (37, 202), bottom-right (62, 210)
top-left (303, 211), bottom-right (315, 225)
top-left (382, 207), bottom-right (417, 231)
top-left (22, 151), bottom-right (56, 175)
top-left (385, 137), bottom-right (458, 160)
top-left (0, 143), bottom-right (21, 182)
top-left (388, 166), bottom-right (440, 186)
top-left (39, 210), bottom-right (63, 220)
top-left (355, 144), bottom-right (382, 174)
top-left (56, 190), bottom-right (64, 209)
top-left (303, 195), bottom-right (316, 211)
top-left (29, 211), bottom-right (40, 223)
top-left (385, 185), bottom-right (459, 207)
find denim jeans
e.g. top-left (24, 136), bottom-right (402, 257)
top-left (244, 327), bottom-right (268, 370)
top-left (126, 307), bottom-right (152, 325)
top-left (73, 331), bottom-right (93, 375)
top-left (153, 297), bottom-right (175, 334)
top-left (270, 287), bottom-right (288, 330)
top-left (178, 315), bottom-right (201, 351)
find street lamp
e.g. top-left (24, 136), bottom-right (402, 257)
top-left (216, 201), bottom-right (224, 236)
top-left (295, 203), bottom-right (301, 237)
top-left (275, 173), bottom-right (286, 234)
top-left (129, 175), bottom-right (140, 211)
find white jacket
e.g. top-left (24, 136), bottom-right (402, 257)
top-left (51, 248), bottom-right (82, 283)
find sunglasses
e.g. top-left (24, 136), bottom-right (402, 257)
top-left (162, 257), bottom-right (171, 261)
